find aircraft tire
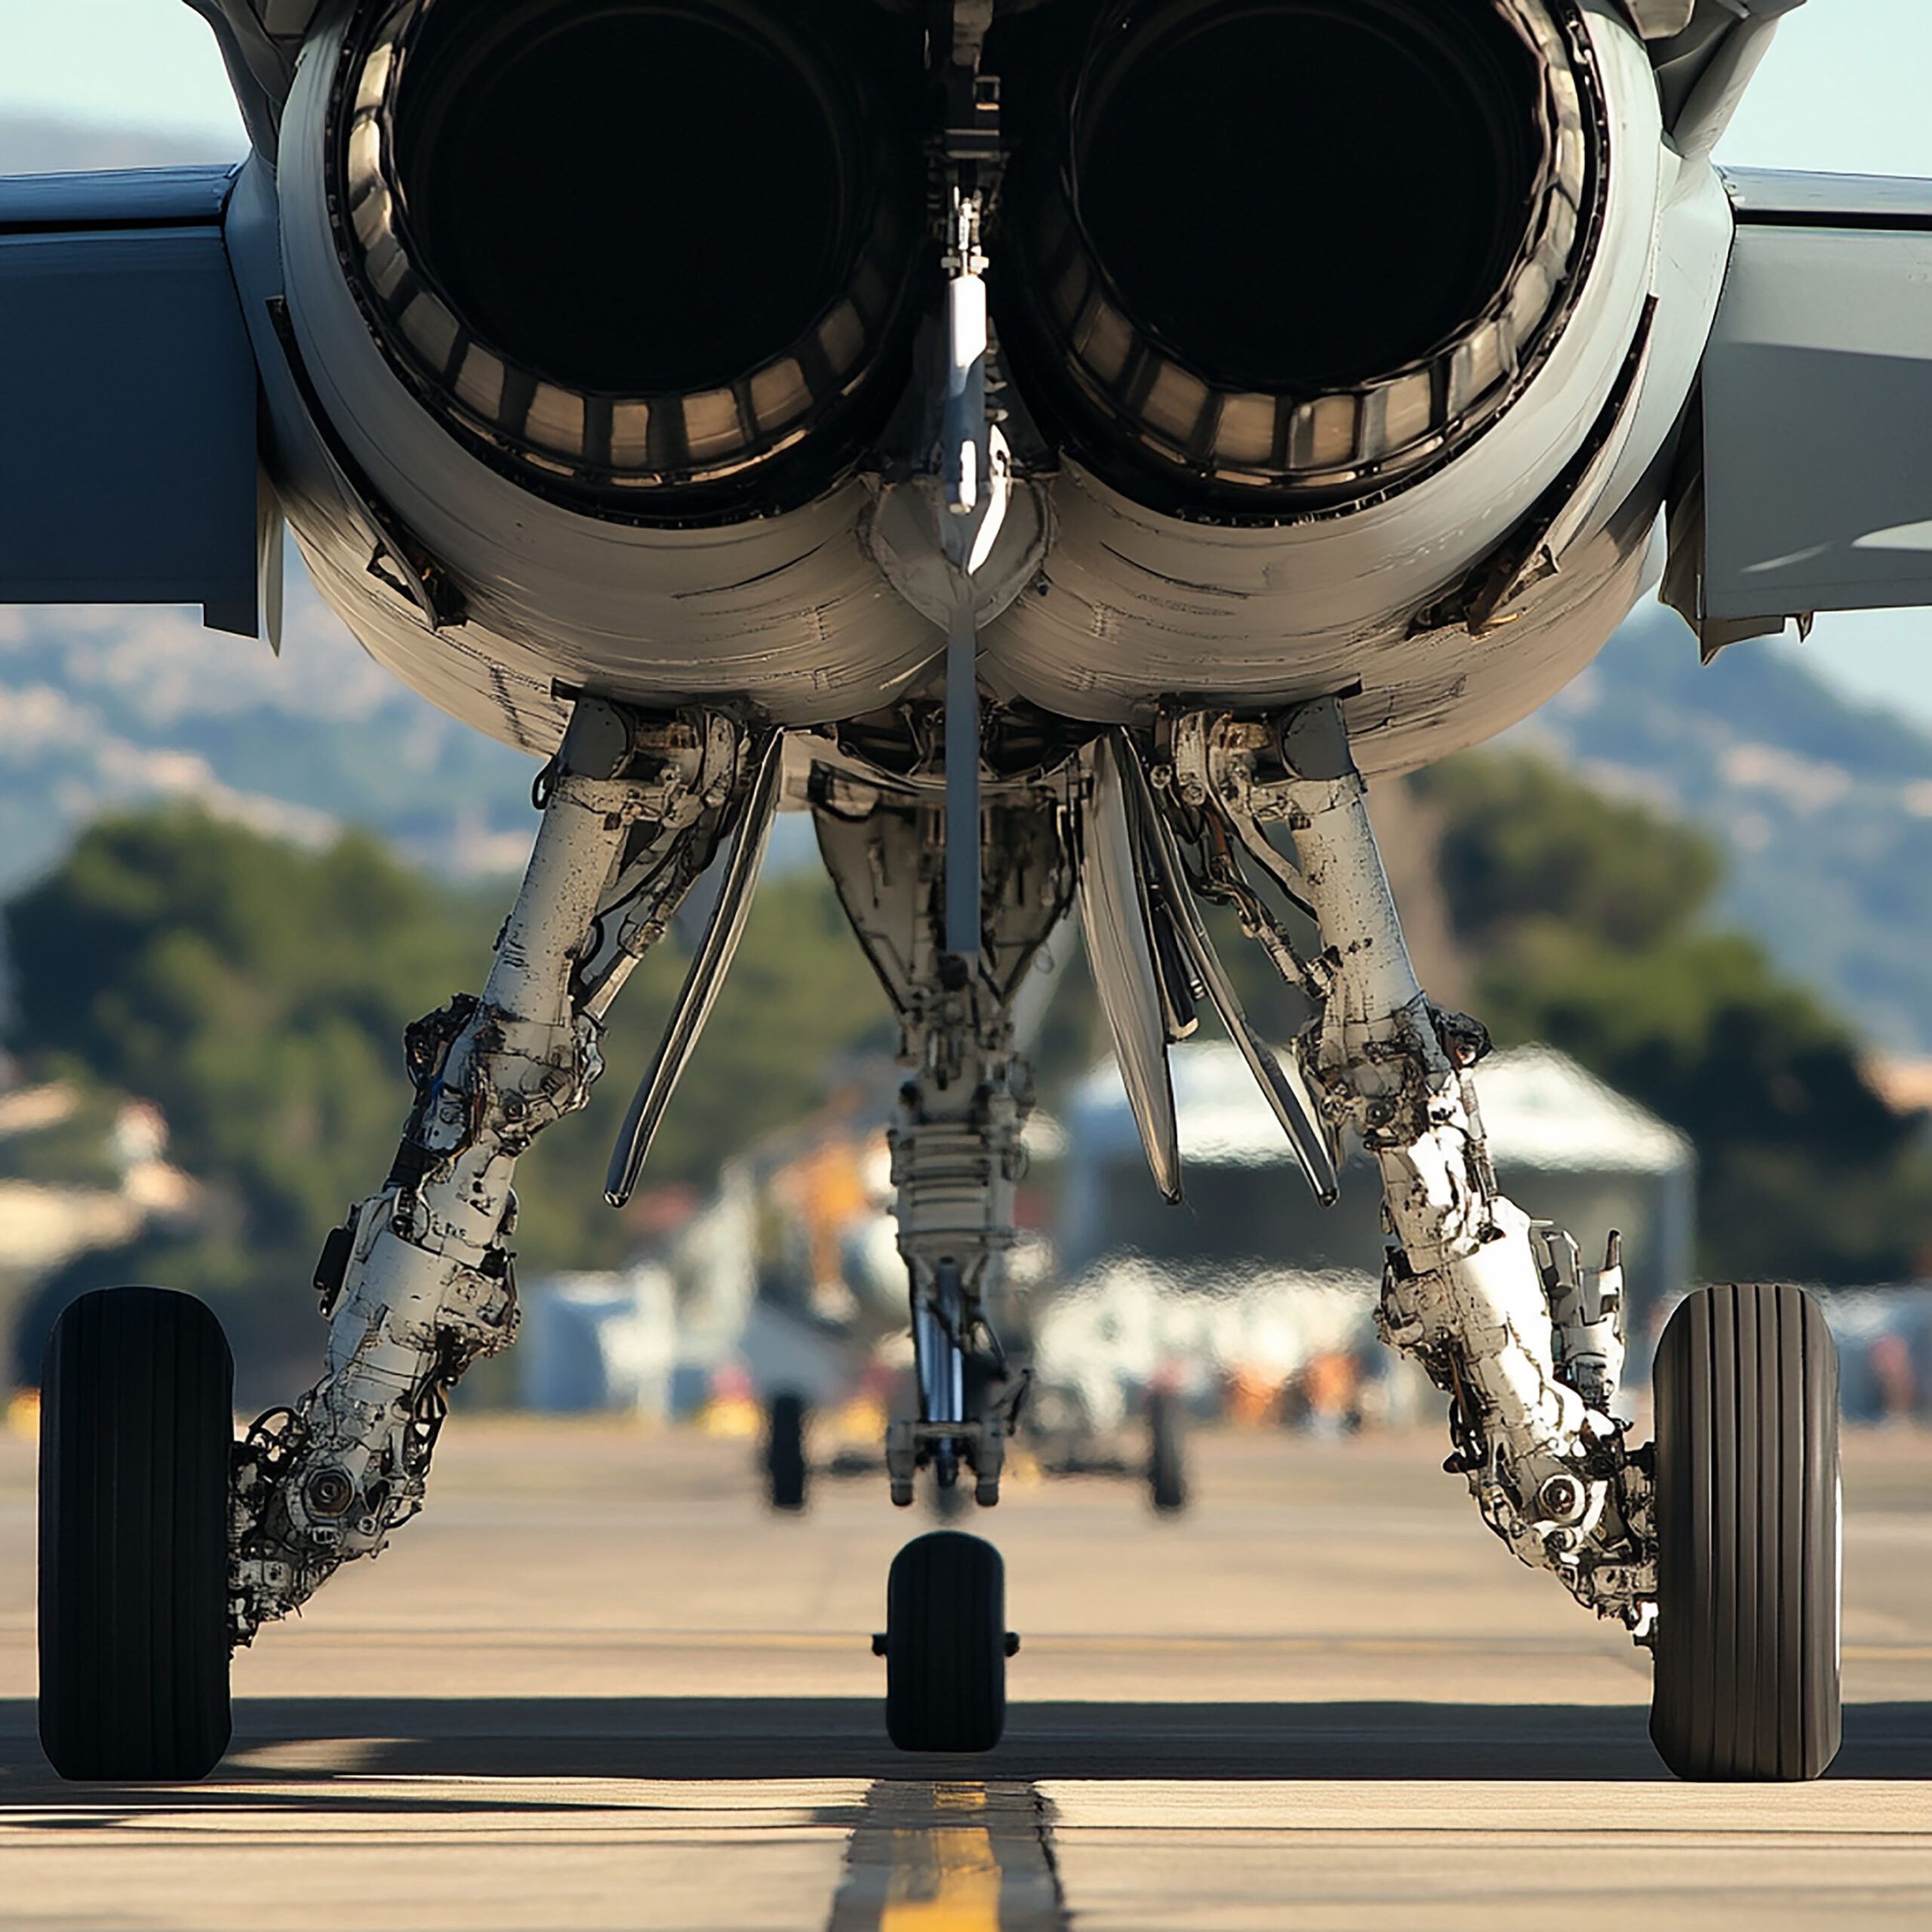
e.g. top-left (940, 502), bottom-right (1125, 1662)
top-left (1148, 1389), bottom-right (1188, 1513)
top-left (765, 1392), bottom-right (808, 1512)
top-left (1649, 1281), bottom-right (1841, 1781)
top-left (38, 1287), bottom-right (234, 1783)
top-left (884, 1531), bottom-right (1005, 1752)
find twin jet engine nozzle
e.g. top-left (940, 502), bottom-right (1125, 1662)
top-left (303, 0), bottom-right (1604, 525)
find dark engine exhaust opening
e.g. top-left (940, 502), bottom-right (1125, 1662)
top-left (393, 0), bottom-right (855, 397)
top-left (995, 0), bottom-right (1596, 514)
top-left (1074, 0), bottom-right (1546, 392)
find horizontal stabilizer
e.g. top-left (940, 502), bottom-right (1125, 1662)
top-left (1675, 168), bottom-right (1932, 650)
top-left (0, 167), bottom-right (261, 636)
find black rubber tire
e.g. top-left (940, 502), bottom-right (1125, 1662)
top-left (1650, 1281), bottom-right (1841, 1782)
top-left (39, 1287), bottom-right (235, 1783)
top-left (765, 1392), bottom-right (808, 1511)
top-left (884, 1531), bottom-right (1005, 1752)
top-left (1148, 1389), bottom-right (1188, 1513)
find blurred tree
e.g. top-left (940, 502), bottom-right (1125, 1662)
top-left (5, 805), bottom-right (891, 1392)
top-left (509, 850), bottom-right (893, 1272)
top-left (1411, 753), bottom-right (1932, 1284)
top-left (16, 746), bottom-right (1927, 1397)
top-left (1420, 752), bottom-right (1720, 952)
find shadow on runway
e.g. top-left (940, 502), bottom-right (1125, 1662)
top-left (2, 1697), bottom-right (1928, 1796)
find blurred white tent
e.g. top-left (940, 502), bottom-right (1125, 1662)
top-left (1038, 1042), bottom-right (1695, 1425)
top-left (1060, 1041), bottom-right (1693, 1330)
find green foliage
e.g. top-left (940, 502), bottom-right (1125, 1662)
top-left (507, 863), bottom-right (892, 1272)
top-left (5, 805), bottom-right (892, 1383)
top-left (1417, 753), bottom-right (1719, 953)
top-left (7, 809), bottom-right (488, 1371)
top-left (8, 810), bottom-right (478, 1239)
top-left (15, 734), bottom-right (1930, 1398)
top-left (1417, 753), bottom-right (1932, 1284)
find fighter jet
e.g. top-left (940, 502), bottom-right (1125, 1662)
top-left (5, 0), bottom-right (1891, 1782)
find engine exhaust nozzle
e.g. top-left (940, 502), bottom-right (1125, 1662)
top-left (331, 0), bottom-right (921, 516)
top-left (1001, 0), bottom-right (1604, 514)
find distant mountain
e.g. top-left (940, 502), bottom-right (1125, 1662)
top-left (0, 564), bottom-right (540, 888)
top-left (8, 580), bottom-right (1931, 1048)
top-left (1503, 604), bottom-right (1932, 1053)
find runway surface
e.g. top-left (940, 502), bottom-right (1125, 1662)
top-left (2, 1414), bottom-right (1928, 1928)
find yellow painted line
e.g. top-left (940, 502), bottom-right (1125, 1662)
top-left (802, 1778), bottom-right (1069, 1930)
top-left (871, 1786), bottom-right (1005, 1932)
top-left (879, 1823), bottom-right (1003, 1931)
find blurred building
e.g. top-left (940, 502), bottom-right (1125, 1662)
top-left (1061, 1041), bottom-right (1693, 1327)
top-left (519, 1160), bottom-right (756, 1420)
top-left (1817, 1287), bottom-right (1932, 1423)
top-left (0, 1082), bottom-right (202, 1390)
top-left (1038, 1041), bottom-right (1694, 1430)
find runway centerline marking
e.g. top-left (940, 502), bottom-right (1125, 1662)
top-left (826, 1782), bottom-right (1066, 1932)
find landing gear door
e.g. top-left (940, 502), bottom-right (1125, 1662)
top-left (1668, 168), bottom-right (1932, 657)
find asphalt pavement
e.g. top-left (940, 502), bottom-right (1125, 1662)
top-left (2, 1412), bottom-right (1928, 1929)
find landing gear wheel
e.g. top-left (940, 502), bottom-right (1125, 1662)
top-left (764, 1392), bottom-right (808, 1511)
top-left (1650, 1281), bottom-right (1841, 1781)
top-left (39, 1287), bottom-right (235, 1782)
top-left (884, 1531), bottom-right (1006, 1752)
top-left (1148, 1389), bottom-right (1188, 1513)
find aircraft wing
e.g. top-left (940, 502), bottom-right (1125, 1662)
top-left (1667, 166), bottom-right (1932, 657)
top-left (0, 165), bottom-right (265, 637)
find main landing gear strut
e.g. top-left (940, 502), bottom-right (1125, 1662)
top-left (38, 695), bottom-right (782, 1781)
top-left (1118, 694), bottom-right (1842, 1782)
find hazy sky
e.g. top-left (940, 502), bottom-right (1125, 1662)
top-left (2, 0), bottom-right (1930, 721)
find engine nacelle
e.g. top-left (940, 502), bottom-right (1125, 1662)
top-left (249, 0), bottom-right (948, 745)
top-left (978, 0), bottom-right (1709, 778)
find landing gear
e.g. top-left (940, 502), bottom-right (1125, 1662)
top-left (764, 1392), bottom-right (808, 1512)
top-left (811, 746), bottom-right (1075, 1750)
top-left (223, 700), bottom-right (780, 1645)
top-left (38, 1288), bottom-right (234, 1783)
top-left (1651, 1283), bottom-right (1842, 1781)
top-left (1147, 1388), bottom-right (1188, 1514)
top-left (814, 780), bottom-right (1073, 1525)
top-left (881, 1531), bottom-right (1012, 1752)
top-left (1120, 697), bottom-right (1838, 1781)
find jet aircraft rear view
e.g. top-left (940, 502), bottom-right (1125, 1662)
top-left (5, 0), bottom-right (1908, 1785)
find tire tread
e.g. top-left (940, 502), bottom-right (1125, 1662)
top-left (1651, 1281), bottom-right (1840, 1781)
top-left (38, 1287), bottom-right (233, 1783)
top-left (884, 1531), bottom-right (1005, 1752)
